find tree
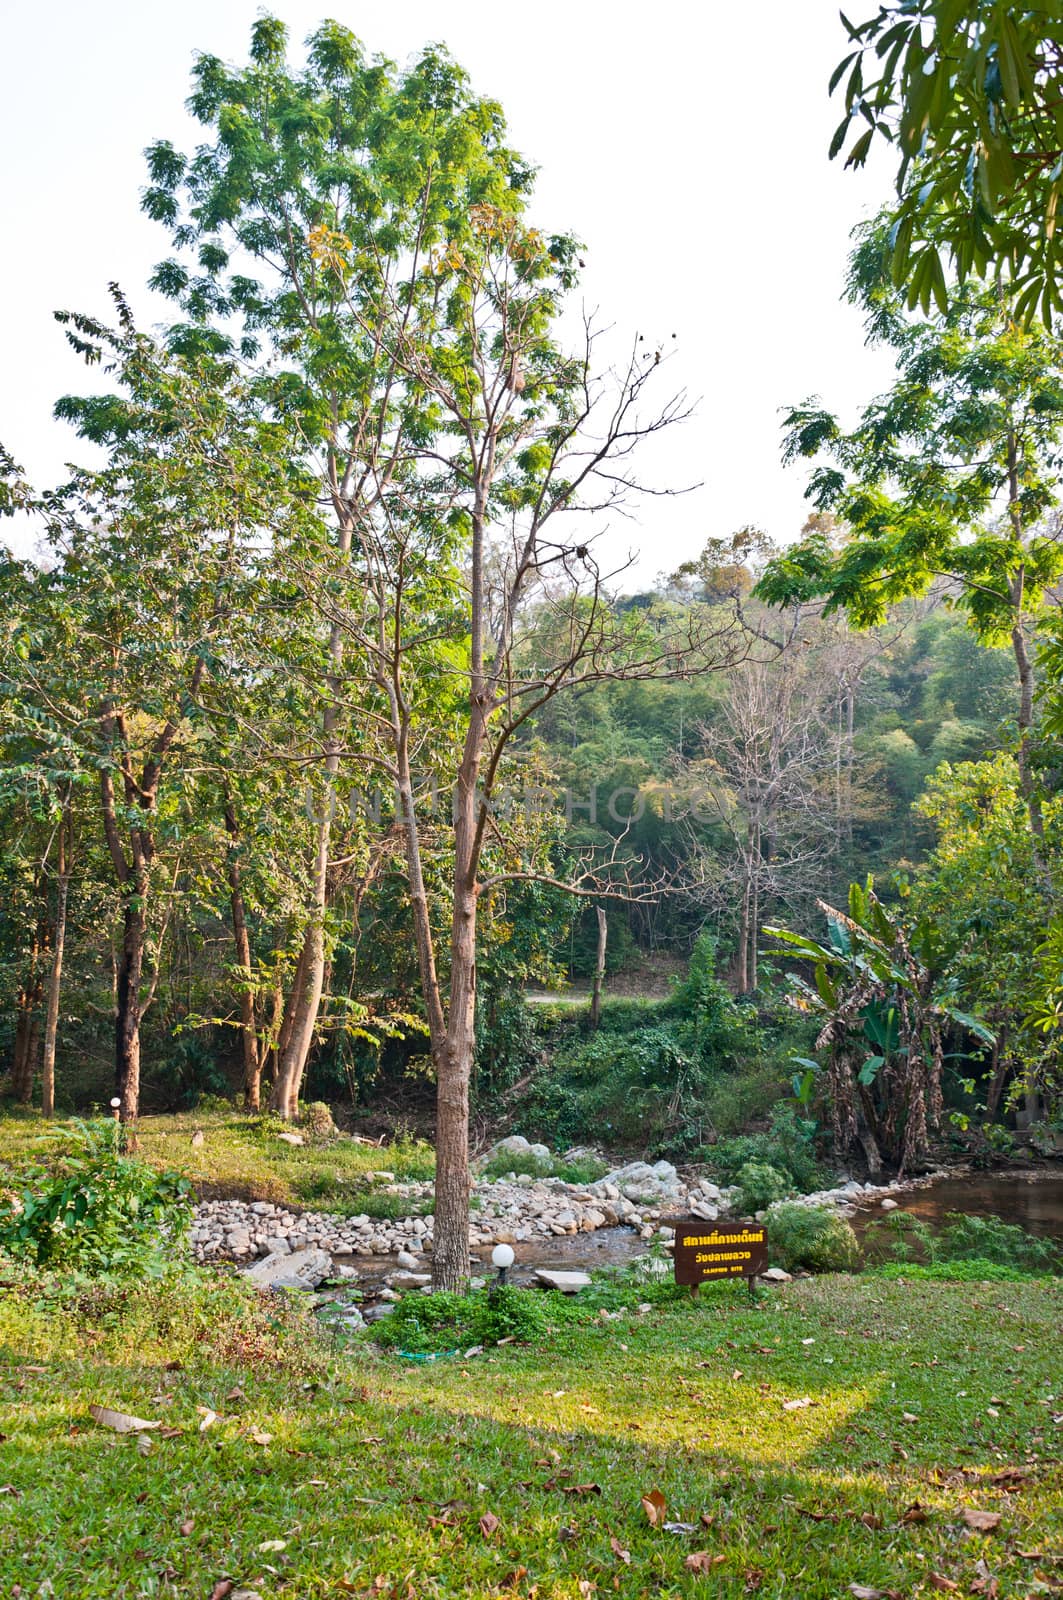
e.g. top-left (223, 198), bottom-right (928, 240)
top-left (767, 878), bottom-right (994, 1174)
top-left (4, 298), bottom-right (309, 1120)
top-left (143, 18), bottom-right (744, 1285)
top-left (758, 264), bottom-right (1063, 854)
top-left (830, 2), bottom-right (1063, 322)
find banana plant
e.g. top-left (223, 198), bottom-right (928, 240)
top-left (765, 878), bottom-right (994, 1174)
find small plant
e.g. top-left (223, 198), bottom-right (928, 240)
top-left (735, 1161), bottom-right (791, 1213)
top-left (554, 1154), bottom-right (609, 1185)
top-left (371, 1286), bottom-right (550, 1353)
top-left (479, 1148), bottom-right (555, 1181)
top-left (767, 1203), bottom-right (860, 1274)
top-left (0, 1119), bottom-right (192, 1276)
top-left (865, 1210), bottom-right (1061, 1275)
top-left (300, 1101), bottom-right (339, 1143)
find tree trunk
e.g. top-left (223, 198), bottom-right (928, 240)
top-left (749, 822), bottom-right (761, 992)
top-left (11, 919), bottom-right (45, 1103)
top-left (736, 864), bottom-right (751, 994)
top-left (590, 906), bottom-right (608, 1028)
top-left (115, 895), bottom-right (146, 1122)
top-left (434, 872), bottom-right (476, 1292)
top-left (41, 823), bottom-right (69, 1120)
top-left (224, 799), bottom-right (262, 1112)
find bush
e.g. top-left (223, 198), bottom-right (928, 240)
top-left (735, 1161), bottom-right (791, 1213)
top-left (703, 1106), bottom-right (823, 1193)
top-left (873, 1258), bottom-right (1042, 1284)
top-left (371, 1286), bottom-right (550, 1353)
top-left (767, 1203), bottom-right (860, 1274)
top-left (864, 1210), bottom-right (1061, 1275)
top-left (0, 1119), bottom-right (192, 1276)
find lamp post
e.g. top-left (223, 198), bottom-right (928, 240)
top-left (490, 1242), bottom-right (515, 1289)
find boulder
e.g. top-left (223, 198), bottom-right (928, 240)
top-left (244, 1247), bottom-right (332, 1291)
top-left (761, 1266), bottom-right (792, 1283)
top-left (879, 1197), bottom-right (899, 1212)
top-left (275, 1132), bottom-right (305, 1147)
top-left (533, 1269), bottom-right (592, 1293)
top-left (395, 1249), bottom-right (421, 1271)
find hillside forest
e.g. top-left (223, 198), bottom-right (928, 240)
top-left (3, 13), bottom-right (1062, 1288)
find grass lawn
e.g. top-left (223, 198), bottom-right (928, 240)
top-left (0, 1109), bottom-right (436, 1213)
top-left (1, 1269), bottom-right (1059, 1598)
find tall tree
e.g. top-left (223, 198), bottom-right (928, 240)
top-left (829, 2), bottom-right (1063, 322)
top-left (758, 260), bottom-right (1063, 855)
top-left (144, 18), bottom-right (743, 1284)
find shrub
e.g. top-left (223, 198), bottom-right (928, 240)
top-left (371, 1286), bottom-right (550, 1353)
top-left (865, 1210), bottom-right (1060, 1275)
top-left (0, 1119), bottom-right (192, 1276)
top-left (703, 1106), bottom-right (823, 1193)
top-left (873, 1258), bottom-right (1041, 1284)
top-left (735, 1161), bottom-right (791, 1213)
top-left (300, 1101), bottom-right (339, 1143)
top-left (479, 1148), bottom-right (555, 1181)
top-left (767, 1203), bottom-right (860, 1274)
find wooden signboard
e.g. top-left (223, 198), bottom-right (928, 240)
top-left (672, 1221), bottom-right (768, 1287)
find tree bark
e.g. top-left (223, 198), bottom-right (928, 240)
top-left (11, 918), bottom-right (45, 1103)
top-left (115, 896), bottom-right (146, 1121)
top-left (590, 905), bottom-right (608, 1028)
top-left (41, 819), bottom-right (69, 1119)
top-left (223, 798), bottom-right (262, 1111)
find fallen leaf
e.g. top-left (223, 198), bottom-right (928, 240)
top-left (901, 1412), bottom-right (919, 1424)
top-left (848, 1587), bottom-right (901, 1600)
top-left (700, 1512), bottom-right (716, 1529)
top-left (479, 1512), bottom-right (501, 1539)
top-left (962, 1509), bottom-right (1002, 1533)
top-left (209, 1583), bottom-right (235, 1600)
top-left (929, 1575), bottom-right (959, 1593)
top-left (257, 1539), bottom-right (287, 1553)
top-left (899, 1502), bottom-right (928, 1525)
top-left (562, 1483), bottom-right (602, 1497)
top-left (88, 1405), bottom-right (160, 1434)
top-left (158, 1425), bottom-right (183, 1439)
top-left (797, 1506), bottom-right (836, 1523)
top-left (225, 1387), bottom-right (246, 1403)
top-left (609, 1537), bottom-right (631, 1565)
top-left (0, 1486), bottom-right (21, 1498)
top-left (685, 1553), bottom-right (726, 1574)
top-left (178, 1518), bottom-right (194, 1536)
top-left (250, 1431), bottom-right (273, 1446)
top-left (782, 1397), bottom-right (814, 1411)
top-left (577, 1582), bottom-right (596, 1597)
top-left (859, 1513), bottom-right (884, 1530)
top-left (641, 1488), bottom-right (667, 1527)
top-left (136, 1433), bottom-right (153, 1455)
top-left (971, 1558), bottom-right (999, 1597)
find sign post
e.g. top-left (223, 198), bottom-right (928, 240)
top-left (671, 1220), bottom-right (768, 1300)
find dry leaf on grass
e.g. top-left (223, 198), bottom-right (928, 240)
top-left (848, 1586), bottom-right (902, 1600)
top-left (562, 1483), bottom-right (602, 1497)
top-left (88, 1405), bottom-right (160, 1434)
top-left (641, 1489), bottom-right (667, 1527)
top-left (609, 1537), bottom-right (631, 1565)
top-left (685, 1552), bottom-right (725, 1574)
top-left (250, 1431), bottom-right (273, 1446)
top-left (197, 1408), bottom-right (218, 1432)
top-left (962, 1509), bottom-right (1002, 1533)
top-left (178, 1518), bottom-right (194, 1537)
top-left (479, 1512), bottom-right (501, 1539)
top-left (928, 1574), bottom-right (960, 1593)
top-left (209, 1583), bottom-right (234, 1600)
top-left (782, 1397), bottom-right (814, 1412)
top-left (899, 1502), bottom-right (928, 1525)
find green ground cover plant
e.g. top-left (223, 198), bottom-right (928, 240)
top-left (0, 1263), bottom-right (1059, 1598)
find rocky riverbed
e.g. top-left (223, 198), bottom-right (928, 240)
top-left (190, 1135), bottom-right (914, 1268)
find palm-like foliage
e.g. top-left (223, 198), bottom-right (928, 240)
top-left (766, 879), bottom-right (993, 1173)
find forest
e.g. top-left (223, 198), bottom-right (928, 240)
top-left (1, 9), bottom-right (1062, 1289)
top-left (2, 9), bottom-right (1062, 1598)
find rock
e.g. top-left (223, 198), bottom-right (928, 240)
top-left (761, 1266), bottom-right (792, 1283)
top-left (276, 1132), bottom-right (304, 1147)
top-left (263, 1235), bottom-right (291, 1256)
top-left (243, 1247), bottom-right (332, 1291)
top-left (689, 1200), bottom-right (718, 1222)
top-left (395, 1249), bottom-right (420, 1271)
top-left (362, 1304), bottom-right (395, 1322)
top-left (880, 1197), bottom-right (899, 1211)
top-left (368, 1170), bottom-right (395, 1183)
top-left (392, 1271), bottom-right (432, 1289)
top-left (533, 1269), bottom-right (592, 1293)
top-left (379, 1287), bottom-right (400, 1302)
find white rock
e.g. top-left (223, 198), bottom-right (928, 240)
top-left (243, 1247), bottom-right (332, 1291)
top-left (761, 1266), bottom-right (792, 1283)
top-left (534, 1269), bottom-right (592, 1293)
top-left (880, 1197), bottom-right (899, 1211)
top-left (276, 1132), bottom-right (305, 1146)
top-left (395, 1249), bottom-right (420, 1271)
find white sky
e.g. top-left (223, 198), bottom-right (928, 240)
top-left (0, 0), bottom-right (897, 581)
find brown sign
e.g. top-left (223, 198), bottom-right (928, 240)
top-left (672, 1221), bottom-right (768, 1285)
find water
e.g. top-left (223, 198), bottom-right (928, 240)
top-left (851, 1172), bottom-right (1063, 1240)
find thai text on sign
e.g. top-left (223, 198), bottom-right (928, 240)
top-left (672, 1221), bottom-right (768, 1285)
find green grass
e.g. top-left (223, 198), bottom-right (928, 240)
top-left (0, 1108), bottom-right (435, 1212)
top-left (1, 1265), bottom-right (1059, 1597)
